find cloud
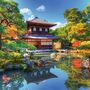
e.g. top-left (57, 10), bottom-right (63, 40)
top-left (20, 8), bottom-right (32, 15)
top-left (36, 5), bottom-right (45, 12)
top-left (28, 15), bottom-right (35, 20)
top-left (50, 22), bottom-right (67, 30)
top-left (20, 8), bottom-right (35, 20)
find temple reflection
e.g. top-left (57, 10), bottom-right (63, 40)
top-left (0, 65), bottom-right (57, 90)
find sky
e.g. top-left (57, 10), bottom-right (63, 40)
top-left (14, 0), bottom-right (90, 29)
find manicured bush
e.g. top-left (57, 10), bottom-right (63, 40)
top-left (2, 40), bottom-right (37, 51)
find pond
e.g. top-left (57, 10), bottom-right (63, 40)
top-left (0, 53), bottom-right (90, 90)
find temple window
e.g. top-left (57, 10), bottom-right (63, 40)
top-left (33, 27), bottom-right (36, 31)
top-left (41, 42), bottom-right (52, 45)
top-left (39, 28), bottom-right (42, 31)
top-left (45, 28), bottom-right (48, 32)
top-left (49, 42), bottom-right (51, 45)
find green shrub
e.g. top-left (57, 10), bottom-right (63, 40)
top-left (2, 40), bottom-right (37, 51)
top-left (0, 50), bottom-right (5, 58)
top-left (78, 45), bottom-right (90, 49)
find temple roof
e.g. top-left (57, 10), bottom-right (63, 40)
top-left (24, 34), bottom-right (59, 39)
top-left (27, 17), bottom-right (56, 27)
top-left (30, 17), bottom-right (48, 23)
top-left (25, 73), bottom-right (57, 84)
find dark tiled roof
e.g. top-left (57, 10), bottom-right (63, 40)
top-left (30, 17), bottom-right (48, 23)
top-left (27, 17), bottom-right (56, 26)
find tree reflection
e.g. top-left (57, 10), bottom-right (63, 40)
top-left (0, 72), bottom-right (24, 90)
top-left (56, 54), bottom-right (90, 90)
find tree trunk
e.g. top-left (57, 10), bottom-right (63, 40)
top-left (0, 34), bottom-right (2, 50)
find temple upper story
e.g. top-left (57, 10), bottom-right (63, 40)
top-left (26, 17), bottom-right (56, 35)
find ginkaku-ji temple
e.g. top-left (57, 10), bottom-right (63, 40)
top-left (23, 17), bottom-right (59, 49)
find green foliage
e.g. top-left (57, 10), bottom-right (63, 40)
top-left (9, 52), bottom-right (22, 61)
top-left (64, 4), bottom-right (90, 23)
top-left (83, 3), bottom-right (90, 22)
top-left (64, 8), bottom-right (83, 23)
top-left (53, 4), bottom-right (90, 49)
top-left (0, 0), bottom-right (26, 34)
top-left (0, 25), bottom-right (6, 34)
top-left (78, 45), bottom-right (90, 49)
top-left (0, 0), bottom-right (36, 51)
top-left (49, 29), bottom-right (55, 34)
top-left (0, 0), bottom-right (27, 50)
top-left (54, 27), bottom-right (68, 37)
top-left (51, 23), bottom-right (75, 44)
top-left (0, 50), bottom-right (5, 58)
top-left (2, 40), bottom-right (36, 50)
top-left (85, 53), bottom-right (90, 58)
top-left (16, 40), bottom-right (37, 50)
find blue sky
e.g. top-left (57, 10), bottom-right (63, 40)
top-left (14, 0), bottom-right (90, 29)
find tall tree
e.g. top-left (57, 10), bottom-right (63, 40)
top-left (0, 0), bottom-right (26, 49)
top-left (64, 8), bottom-right (83, 23)
top-left (83, 3), bottom-right (90, 22)
top-left (0, 0), bottom-right (26, 33)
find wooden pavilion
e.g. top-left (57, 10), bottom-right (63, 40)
top-left (23, 17), bottom-right (59, 49)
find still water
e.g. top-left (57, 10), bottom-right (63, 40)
top-left (0, 53), bottom-right (90, 90)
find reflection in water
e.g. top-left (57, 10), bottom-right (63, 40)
top-left (82, 69), bottom-right (90, 79)
top-left (0, 53), bottom-right (90, 90)
top-left (56, 53), bottom-right (90, 90)
top-left (0, 72), bottom-right (24, 90)
top-left (50, 52), bottom-right (68, 61)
